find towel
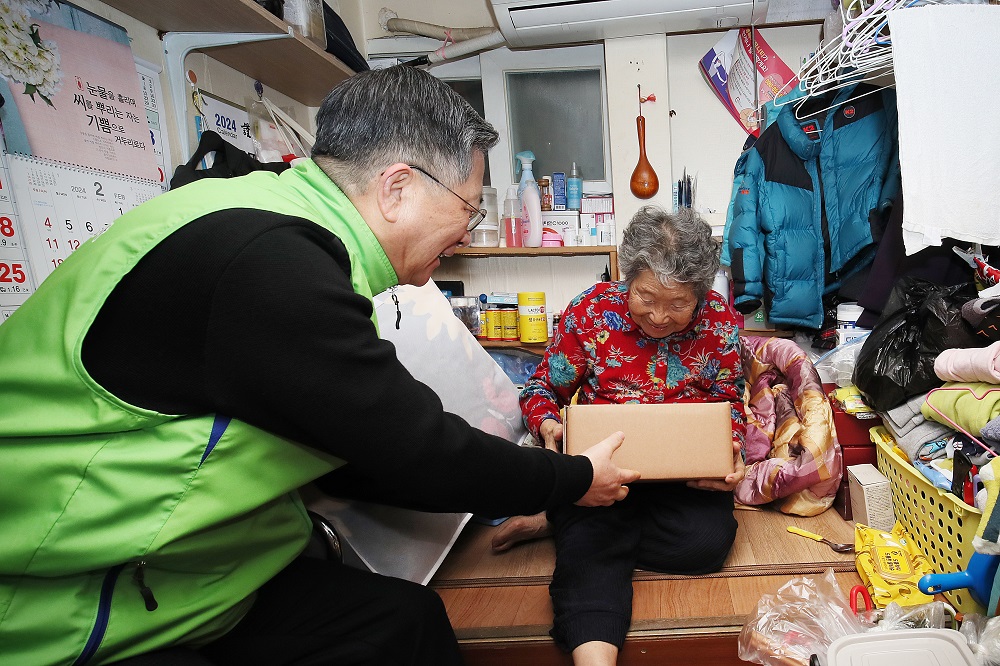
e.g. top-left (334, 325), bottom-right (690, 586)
top-left (983, 415), bottom-right (1000, 447)
top-left (888, 5), bottom-right (1000, 254)
top-left (935, 341), bottom-right (1000, 383)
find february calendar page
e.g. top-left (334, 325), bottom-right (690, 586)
top-left (0, 154), bottom-right (161, 319)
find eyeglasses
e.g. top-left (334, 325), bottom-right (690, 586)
top-left (409, 165), bottom-right (487, 232)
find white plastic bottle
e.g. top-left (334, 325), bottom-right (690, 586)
top-left (515, 151), bottom-right (543, 248)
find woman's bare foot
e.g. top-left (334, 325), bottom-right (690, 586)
top-left (490, 512), bottom-right (552, 552)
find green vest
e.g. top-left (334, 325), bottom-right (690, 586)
top-left (0, 161), bottom-right (398, 665)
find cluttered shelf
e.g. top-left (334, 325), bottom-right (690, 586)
top-left (101, 0), bottom-right (353, 105)
top-left (453, 245), bottom-right (620, 282)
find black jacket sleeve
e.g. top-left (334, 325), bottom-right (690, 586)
top-left (82, 208), bottom-right (592, 518)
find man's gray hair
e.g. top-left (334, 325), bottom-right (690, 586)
top-left (312, 65), bottom-right (498, 194)
top-left (618, 206), bottom-right (720, 299)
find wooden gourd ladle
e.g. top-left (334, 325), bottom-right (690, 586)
top-left (630, 85), bottom-right (659, 199)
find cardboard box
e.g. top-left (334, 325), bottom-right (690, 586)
top-left (847, 464), bottom-right (895, 531)
top-left (564, 403), bottom-right (734, 481)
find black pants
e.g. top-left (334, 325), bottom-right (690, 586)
top-left (112, 556), bottom-right (463, 666)
top-left (547, 483), bottom-right (738, 652)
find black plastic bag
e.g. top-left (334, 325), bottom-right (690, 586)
top-left (170, 131), bottom-right (289, 191)
top-left (853, 277), bottom-right (984, 412)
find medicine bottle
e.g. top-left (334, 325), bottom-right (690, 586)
top-left (539, 177), bottom-right (553, 211)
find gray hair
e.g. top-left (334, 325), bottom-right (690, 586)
top-left (618, 206), bottom-right (720, 300)
top-left (312, 65), bottom-right (499, 194)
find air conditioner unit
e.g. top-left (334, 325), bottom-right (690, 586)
top-left (489, 0), bottom-right (769, 48)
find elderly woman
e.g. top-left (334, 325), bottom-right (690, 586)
top-left (500, 206), bottom-right (747, 665)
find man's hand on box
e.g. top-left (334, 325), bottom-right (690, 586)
top-left (687, 441), bottom-right (745, 492)
top-left (576, 431), bottom-right (642, 507)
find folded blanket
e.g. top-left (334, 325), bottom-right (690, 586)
top-left (935, 341), bottom-right (1000, 383)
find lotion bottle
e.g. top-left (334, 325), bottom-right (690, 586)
top-left (567, 162), bottom-right (583, 211)
top-left (515, 151), bottom-right (543, 248)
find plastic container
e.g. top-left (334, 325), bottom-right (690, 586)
top-left (517, 292), bottom-right (547, 343)
top-left (470, 225), bottom-right (500, 248)
top-left (836, 302), bottom-right (869, 345)
top-left (283, 0), bottom-right (327, 50)
top-left (567, 162), bottom-right (583, 211)
top-left (481, 186), bottom-right (499, 227)
top-left (449, 296), bottom-right (481, 336)
top-left (540, 229), bottom-right (563, 247)
top-left (503, 184), bottom-right (522, 248)
top-left (874, 431), bottom-right (984, 615)
top-left (515, 151), bottom-right (543, 248)
top-left (500, 306), bottom-right (519, 341)
top-left (827, 629), bottom-right (976, 666)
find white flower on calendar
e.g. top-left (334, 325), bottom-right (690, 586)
top-left (0, 0), bottom-right (61, 107)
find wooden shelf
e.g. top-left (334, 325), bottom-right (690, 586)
top-left (102, 0), bottom-right (353, 105)
top-left (451, 245), bottom-right (619, 281)
top-left (454, 245), bottom-right (617, 259)
top-left (479, 338), bottom-right (549, 355)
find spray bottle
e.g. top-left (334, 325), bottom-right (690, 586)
top-left (567, 162), bottom-right (583, 211)
top-left (515, 151), bottom-right (543, 248)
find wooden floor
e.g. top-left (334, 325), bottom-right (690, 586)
top-left (430, 506), bottom-right (863, 665)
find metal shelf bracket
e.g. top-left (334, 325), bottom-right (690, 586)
top-left (163, 30), bottom-right (292, 160)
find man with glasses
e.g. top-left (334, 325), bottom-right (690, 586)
top-left (0, 65), bottom-right (638, 666)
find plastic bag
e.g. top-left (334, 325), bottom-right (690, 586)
top-left (863, 600), bottom-right (952, 631)
top-left (738, 568), bottom-right (867, 665)
top-left (853, 277), bottom-right (983, 412)
top-left (813, 335), bottom-right (869, 388)
top-left (959, 613), bottom-right (1000, 665)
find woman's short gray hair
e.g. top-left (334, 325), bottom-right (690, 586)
top-left (618, 206), bottom-right (720, 299)
top-left (312, 65), bottom-right (498, 194)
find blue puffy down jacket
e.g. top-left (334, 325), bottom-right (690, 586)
top-left (722, 83), bottom-right (900, 329)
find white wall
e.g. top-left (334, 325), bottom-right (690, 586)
top-left (666, 25), bottom-right (821, 230)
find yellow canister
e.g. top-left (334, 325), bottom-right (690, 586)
top-left (517, 292), bottom-right (547, 343)
top-left (501, 306), bottom-right (519, 341)
top-left (486, 306), bottom-right (503, 340)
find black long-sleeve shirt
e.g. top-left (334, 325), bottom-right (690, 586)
top-left (80, 208), bottom-right (592, 518)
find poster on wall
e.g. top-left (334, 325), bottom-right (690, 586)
top-left (193, 91), bottom-right (256, 169)
top-left (0, 1), bottom-right (158, 181)
top-left (699, 28), bottom-right (799, 137)
top-left (136, 57), bottom-right (171, 189)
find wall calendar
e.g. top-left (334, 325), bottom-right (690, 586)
top-left (0, 151), bottom-right (161, 321)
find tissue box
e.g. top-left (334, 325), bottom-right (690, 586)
top-left (848, 464), bottom-right (895, 531)
top-left (563, 402), bottom-right (734, 481)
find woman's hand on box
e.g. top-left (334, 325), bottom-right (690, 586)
top-left (687, 441), bottom-right (745, 492)
top-left (539, 418), bottom-right (564, 453)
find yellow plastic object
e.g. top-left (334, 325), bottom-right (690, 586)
top-left (787, 526), bottom-right (824, 541)
top-left (830, 385), bottom-right (875, 414)
top-left (855, 522), bottom-right (934, 608)
top-left (872, 427), bottom-right (985, 615)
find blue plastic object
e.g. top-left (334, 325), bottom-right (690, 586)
top-left (919, 551), bottom-right (1000, 607)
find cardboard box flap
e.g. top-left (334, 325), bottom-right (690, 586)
top-left (564, 402), bottom-right (734, 481)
